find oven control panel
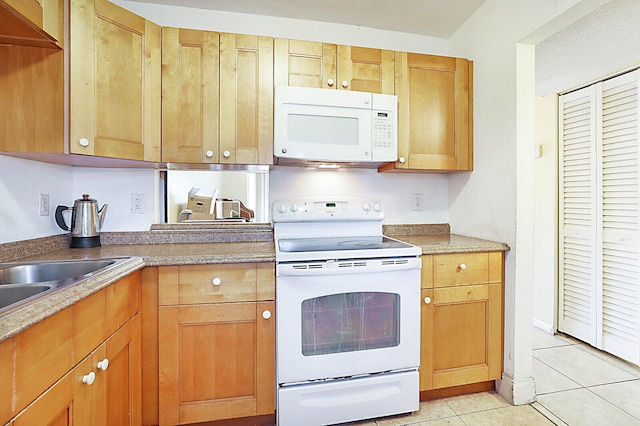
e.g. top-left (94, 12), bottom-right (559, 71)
top-left (273, 198), bottom-right (384, 222)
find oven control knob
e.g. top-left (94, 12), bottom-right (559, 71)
top-left (290, 203), bottom-right (299, 213)
top-left (373, 202), bottom-right (382, 212)
top-left (362, 202), bottom-right (371, 212)
top-left (262, 310), bottom-right (272, 319)
top-left (278, 204), bottom-right (288, 214)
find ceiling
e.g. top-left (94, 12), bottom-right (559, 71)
top-left (129, 0), bottom-right (487, 39)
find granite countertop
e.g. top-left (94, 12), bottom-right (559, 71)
top-left (0, 223), bottom-right (509, 342)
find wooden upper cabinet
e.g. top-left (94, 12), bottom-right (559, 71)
top-left (70, 0), bottom-right (161, 162)
top-left (162, 27), bottom-right (220, 163)
top-left (0, 0), bottom-right (63, 48)
top-left (337, 45), bottom-right (394, 94)
top-left (274, 38), bottom-right (336, 89)
top-left (219, 33), bottom-right (273, 165)
top-left (275, 39), bottom-right (394, 94)
top-left (381, 52), bottom-right (473, 172)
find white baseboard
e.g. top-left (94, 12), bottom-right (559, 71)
top-left (496, 373), bottom-right (536, 405)
top-left (533, 318), bottom-right (554, 334)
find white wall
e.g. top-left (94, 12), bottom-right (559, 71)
top-left (446, 0), bottom-right (607, 405)
top-left (113, 0), bottom-right (449, 55)
top-left (270, 167), bottom-right (449, 224)
top-left (71, 167), bottom-right (158, 232)
top-left (0, 155), bottom-right (158, 243)
top-left (0, 155), bottom-right (73, 242)
top-left (533, 96), bottom-right (559, 333)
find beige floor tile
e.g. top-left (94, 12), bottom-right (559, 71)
top-left (532, 357), bottom-right (581, 394)
top-left (407, 417), bottom-right (465, 426)
top-left (533, 345), bottom-right (636, 386)
top-left (533, 328), bottom-right (572, 350)
top-left (574, 343), bottom-right (640, 378)
top-left (458, 404), bottom-right (554, 425)
top-left (589, 379), bottom-right (640, 420)
top-left (374, 399), bottom-right (457, 425)
top-left (530, 401), bottom-right (568, 426)
top-left (443, 391), bottom-right (510, 415)
top-left (536, 388), bottom-right (640, 425)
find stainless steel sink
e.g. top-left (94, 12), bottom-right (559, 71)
top-left (0, 258), bottom-right (126, 314)
top-left (0, 259), bottom-right (115, 285)
top-left (0, 284), bottom-right (55, 310)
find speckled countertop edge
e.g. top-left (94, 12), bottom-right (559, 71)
top-left (0, 257), bottom-right (145, 342)
top-left (0, 224), bottom-right (509, 342)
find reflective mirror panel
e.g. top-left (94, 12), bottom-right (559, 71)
top-left (164, 170), bottom-right (270, 223)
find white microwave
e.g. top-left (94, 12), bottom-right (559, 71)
top-left (274, 86), bottom-right (398, 167)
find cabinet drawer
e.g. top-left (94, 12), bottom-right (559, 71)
top-left (159, 263), bottom-right (275, 306)
top-left (433, 253), bottom-right (496, 287)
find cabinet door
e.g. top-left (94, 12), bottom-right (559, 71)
top-left (159, 301), bottom-right (275, 425)
top-left (73, 346), bottom-right (108, 426)
top-left (104, 315), bottom-right (142, 426)
top-left (387, 52), bottom-right (473, 172)
top-left (219, 33), bottom-right (273, 165)
top-left (337, 45), bottom-right (394, 94)
top-left (12, 373), bottom-right (75, 426)
top-left (274, 38), bottom-right (336, 89)
top-left (420, 283), bottom-right (502, 390)
top-left (0, 45), bottom-right (64, 154)
top-left (162, 27), bottom-right (220, 163)
top-left (70, 0), bottom-right (161, 161)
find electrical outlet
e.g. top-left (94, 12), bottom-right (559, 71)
top-left (131, 193), bottom-right (144, 214)
top-left (412, 193), bottom-right (423, 211)
top-left (39, 194), bottom-right (50, 216)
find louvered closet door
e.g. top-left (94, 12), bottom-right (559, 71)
top-left (600, 71), bottom-right (640, 365)
top-left (559, 87), bottom-right (599, 346)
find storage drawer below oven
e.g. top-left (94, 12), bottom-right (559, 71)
top-left (277, 369), bottom-right (419, 426)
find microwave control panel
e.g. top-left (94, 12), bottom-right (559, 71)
top-left (372, 111), bottom-right (394, 149)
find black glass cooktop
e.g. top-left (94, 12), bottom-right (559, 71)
top-left (278, 236), bottom-right (413, 253)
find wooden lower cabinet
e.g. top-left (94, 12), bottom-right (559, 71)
top-left (420, 252), bottom-right (504, 392)
top-left (158, 263), bottom-right (275, 425)
top-left (12, 315), bottom-right (141, 426)
top-left (3, 271), bottom-right (142, 425)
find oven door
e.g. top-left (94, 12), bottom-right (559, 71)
top-left (276, 256), bottom-right (421, 384)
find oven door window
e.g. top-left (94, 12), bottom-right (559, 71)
top-left (301, 292), bottom-right (400, 356)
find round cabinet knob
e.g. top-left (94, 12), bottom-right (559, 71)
top-left (223, 150), bottom-right (231, 158)
top-left (262, 310), bottom-right (272, 319)
top-left (79, 138), bottom-right (90, 147)
top-left (362, 202), bottom-right (371, 212)
top-left (327, 79), bottom-right (334, 87)
top-left (398, 157), bottom-right (406, 164)
top-left (205, 150), bottom-right (214, 158)
top-left (424, 297), bottom-right (431, 304)
top-left (97, 358), bottom-right (109, 371)
top-left (459, 264), bottom-right (467, 270)
top-left (212, 277), bottom-right (221, 286)
top-left (82, 371), bottom-right (96, 385)
top-left (342, 80), bottom-right (349, 88)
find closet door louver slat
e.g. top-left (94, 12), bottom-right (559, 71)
top-left (559, 89), bottom-right (599, 345)
top-left (601, 72), bottom-right (640, 364)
